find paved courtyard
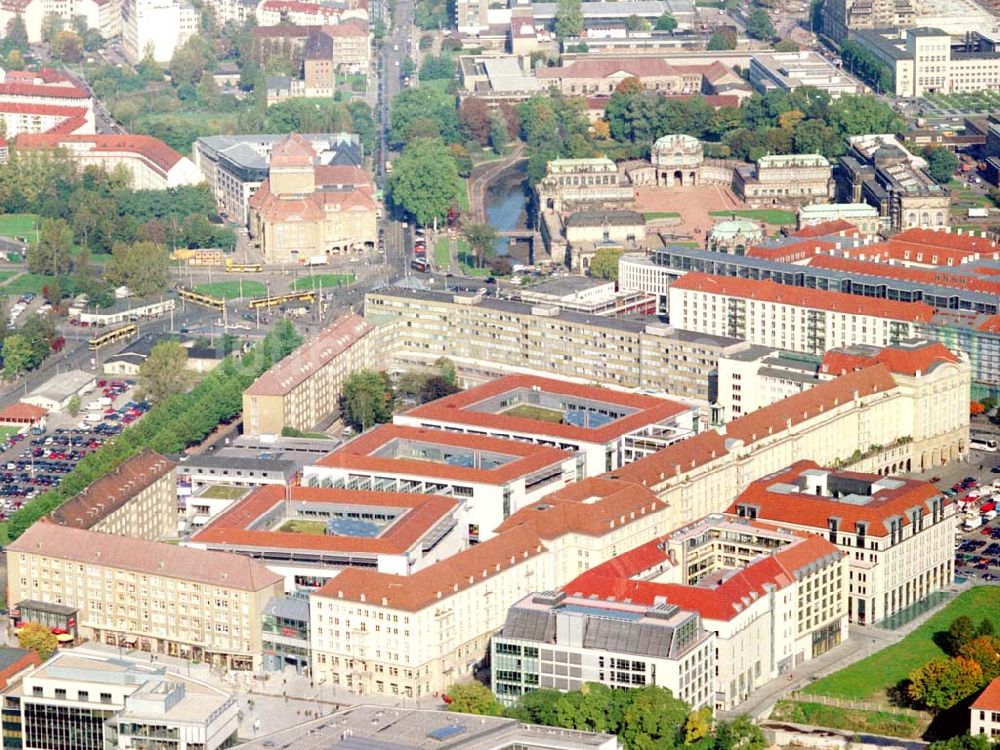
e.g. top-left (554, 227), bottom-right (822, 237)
top-left (634, 184), bottom-right (745, 239)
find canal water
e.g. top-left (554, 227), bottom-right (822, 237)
top-left (483, 162), bottom-right (531, 262)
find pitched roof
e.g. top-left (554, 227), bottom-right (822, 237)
top-left (807, 254), bottom-right (1000, 297)
top-left (494, 477), bottom-right (666, 538)
top-left (313, 424), bottom-right (573, 485)
top-left (270, 133), bottom-right (316, 167)
top-left (314, 524), bottom-right (547, 611)
top-left (973, 677), bottom-right (1000, 710)
top-left (0, 81), bottom-right (89, 99)
top-left (726, 459), bottom-right (947, 536)
top-left (748, 239), bottom-right (838, 262)
top-left (245, 314), bottom-right (373, 396)
top-left (49, 449), bottom-right (175, 530)
top-left (724, 364), bottom-right (896, 445)
top-left (15, 134), bottom-right (184, 175)
top-left (191, 484), bottom-right (460, 555)
top-left (820, 342), bottom-right (959, 377)
top-left (401, 374), bottom-right (689, 444)
top-left (791, 219), bottom-right (859, 237)
top-left (8, 523), bottom-right (283, 591)
top-left (670, 272), bottom-right (936, 322)
top-left (0, 402), bottom-right (47, 422)
top-left (607, 430), bottom-right (730, 488)
top-left (893, 227), bottom-right (999, 255)
top-left (564, 527), bottom-right (841, 621)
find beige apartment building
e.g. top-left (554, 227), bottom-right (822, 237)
top-left (243, 313), bottom-right (376, 435)
top-left (366, 287), bottom-right (744, 399)
top-left (48, 449), bottom-right (176, 541)
top-left (7, 524), bottom-right (283, 670)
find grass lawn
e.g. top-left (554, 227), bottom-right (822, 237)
top-left (0, 273), bottom-right (52, 296)
top-left (0, 426), bottom-right (22, 444)
top-left (457, 239), bottom-right (489, 276)
top-left (434, 237), bottom-right (451, 268)
top-left (503, 404), bottom-right (565, 423)
top-left (0, 271), bottom-right (18, 284)
top-left (194, 281), bottom-right (266, 299)
top-left (0, 214), bottom-right (38, 239)
top-left (710, 209), bottom-right (797, 225)
top-left (199, 486), bottom-right (247, 500)
top-left (290, 273), bottom-right (355, 291)
top-left (770, 701), bottom-right (926, 739)
top-left (643, 211), bottom-right (682, 220)
top-left (278, 519), bottom-right (328, 535)
top-left (805, 587), bottom-right (1000, 700)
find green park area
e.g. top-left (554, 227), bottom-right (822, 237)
top-left (643, 212), bottom-right (681, 220)
top-left (278, 519), bottom-right (328, 535)
top-left (0, 426), bottom-right (22, 444)
top-left (805, 587), bottom-right (1000, 700)
top-left (0, 274), bottom-right (52, 296)
top-left (194, 281), bottom-right (266, 299)
top-left (434, 237), bottom-right (451, 268)
top-left (0, 214), bottom-right (39, 240)
top-left (770, 701), bottom-right (926, 739)
top-left (289, 273), bottom-right (355, 291)
top-left (503, 404), bottom-right (565, 423)
top-left (709, 209), bottom-right (797, 225)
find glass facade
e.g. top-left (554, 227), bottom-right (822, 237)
top-left (23, 703), bottom-right (114, 750)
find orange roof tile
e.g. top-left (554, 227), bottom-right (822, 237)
top-left (192, 485), bottom-right (460, 555)
top-left (314, 524), bottom-right (547, 611)
top-left (401, 374), bottom-right (689, 444)
top-left (725, 364), bottom-right (896, 445)
top-left (726, 459), bottom-right (947, 536)
top-left (0, 81), bottom-right (89, 99)
top-left (16, 133), bottom-right (184, 175)
top-left (314, 424), bottom-right (573, 485)
top-left (973, 677), bottom-right (1000, 710)
top-left (0, 402), bottom-right (46, 422)
top-left (791, 219), bottom-right (859, 237)
top-left (671, 272), bottom-right (936, 322)
top-left (270, 133), bottom-right (315, 167)
top-left (608, 430), bottom-right (730, 488)
top-left (748, 239), bottom-right (838, 262)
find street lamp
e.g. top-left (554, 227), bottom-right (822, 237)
top-left (316, 677), bottom-right (326, 714)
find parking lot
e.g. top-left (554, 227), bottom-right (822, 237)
top-left (947, 469), bottom-right (1000, 583)
top-left (0, 378), bottom-right (150, 519)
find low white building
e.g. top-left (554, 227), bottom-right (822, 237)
top-left (69, 296), bottom-right (175, 326)
top-left (749, 50), bottom-right (861, 97)
top-left (972, 677), bottom-right (1000, 739)
top-left (4, 653), bottom-right (240, 750)
top-left (797, 202), bottom-right (881, 234)
top-left (23, 370), bottom-right (95, 412)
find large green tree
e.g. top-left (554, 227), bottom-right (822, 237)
top-left (29, 218), bottom-right (73, 276)
top-left (554, 0), bottom-right (583, 38)
top-left (655, 11), bottom-right (677, 30)
top-left (463, 222), bottom-right (498, 268)
top-left (388, 139), bottom-right (463, 227)
top-left (707, 29), bottom-right (737, 50)
top-left (445, 683), bottom-right (505, 716)
top-left (589, 247), bottom-right (623, 280)
top-left (746, 8), bottom-right (775, 39)
top-left (139, 341), bottom-right (190, 403)
top-left (924, 147), bottom-right (959, 184)
top-left (389, 86), bottom-right (461, 148)
top-left (907, 656), bottom-right (984, 711)
top-left (104, 241), bottom-right (171, 297)
top-left (340, 370), bottom-right (394, 432)
top-left (2, 334), bottom-right (33, 377)
top-left (827, 94), bottom-right (902, 138)
top-left (17, 622), bottom-right (58, 660)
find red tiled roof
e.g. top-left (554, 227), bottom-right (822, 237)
top-left (192, 485), bottom-right (460, 555)
top-left (808, 254), bottom-right (1000, 297)
top-left (15, 133), bottom-right (184, 175)
top-left (9, 522), bottom-right (283, 591)
top-left (973, 677), bottom-right (1000, 710)
top-left (820, 342), bottom-right (958, 378)
top-left (978, 314), bottom-right (1000, 334)
top-left (314, 524), bottom-right (547, 611)
top-left (608, 430), bottom-right (730, 488)
top-left (893, 227), bottom-right (999, 255)
top-left (0, 81), bottom-right (89, 99)
top-left (49, 449), bottom-right (175, 530)
top-left (564, 528), bottom-right (841, 621)
top-left (495, 477), bottom-right (666, 538)
top-left (748, 239), bottom-right (838, 262)
top-left (537, 58), bottom-right (696, 80)
top-left (322, 23), bottom-right (367, 35)
top-left (671, 272), bottom-right (936, 322)
top-left (252, 24), bottom-right (313, 38)
top-left (792, 219), bottom-right (859, 237)
top-left (726, 459), bottom-right (947, 536)
top-left (725, 364), bottom-right (896, 445)
top-left (313, 424), bottom-right (573, 485)
top-left (270, 132), bottom-right (316, 168)
top-left (401, 374), bottom-right (689, 444)
top-left (314, 164), bottom-right (370, 186)
top-left (261, 0), bottom-right (339, 15)
top-left (245, 314), bottom-right (373, 396)
top-left (0, 102), bottom-right (88, 117)
top-left (0, 402), bottom-right (46, 423)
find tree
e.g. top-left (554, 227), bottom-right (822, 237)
top-left (51, 30), bottom-right (83, 62)
top-left (435, 356), bottom-right (457, 387)
top-left (947, 615), bottom-right (978, 655)
top-left (924, 147), bottom-right (959, 184)
top-left (827, 94), bottom-right (902, 138)
top-left (463, 222), bottom-right (498, 268)
top-left (17, 622), bottom-right (58, 660)
top-left (746, 8), bottom-right (775, 39)
top-left (979, 618), bottom-right (996, 637)
top-left (41, 12), bottom-right (64, 42)
top-left (103, 241), bottom-right (171, 296)
top-left (66, 394), bottom-right (81, 417)
top-left (773, 39), bottom-right (800, 52)
top-left (419, 54), bottom-right (456, 81)
top-left (388, 139), bottom-right (463, 227)
top-left (713, 716), bottom-right (767, 750)
top-left (445, 682), bottom-right (505, 716)
top-left (421, 374), bottom-right (460, 402)
top-left (624, 14), bottom-right (648, 31)
top-left (684, 707), bottom-right (713, 744)
top-left (907, 656), bottom-right (984, 711)
top-left (707, 29), bottom-right (737, 50)
top-left (959, 636), bottom-right (1000, 682)
top-left (2, 334), bottom-right (31, 377)
top-left (29, 218), bottom-right (73, 276)
top-left (170, 34), bottom-right (215, 86)
top-left (460, 97), bottom-right (492, 146)
top-left (590, 247), bottom-right (623, 280)
top-left (3, 17), bottom-right (29, 55)
top-left (389, 86), bottom-right (461, 148)
top-left (139, 341), bottom-right (190, 403)
top-left (554, 0), bottom-right (583, 38)
top-left (655, 11), bottom-right (677, 30)
top-left (928, 735), bottom-right (994, 750)
top-left (340, 370), bottom-right (393, 432)
top-left (488, 110), bottom-right (509, 151)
